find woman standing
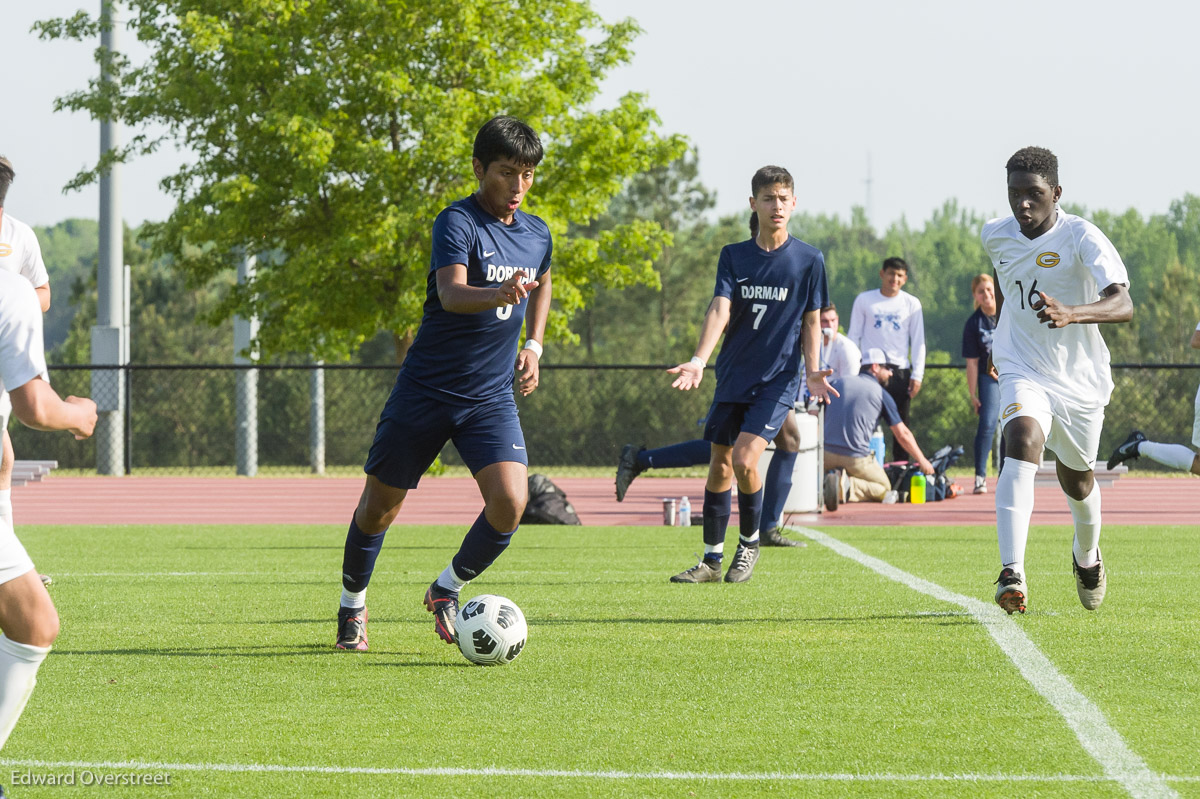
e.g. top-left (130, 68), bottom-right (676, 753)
top-left (963, 274), bottom-right (999, 493)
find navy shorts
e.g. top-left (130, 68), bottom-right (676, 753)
top-left (364, 380), bottom-right (528, 489)
top-left (704, 396), bottom-right (792, 447)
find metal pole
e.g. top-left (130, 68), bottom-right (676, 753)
top-left (234, 252), bottom-right (258, 476)
top-left (92, 0), bottom-right (125, 476)
top-left (310, 361), bottom-right (325, 475)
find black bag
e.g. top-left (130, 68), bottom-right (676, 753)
top-left (521, 474), bottom-right (581, 525)
top-left (884, 445), bottom-right (964, 502)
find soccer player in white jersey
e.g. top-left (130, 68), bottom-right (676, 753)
top-left (1107, 321), bottom-right (1200, 476)
top-left (0, 271), bottom-right (95, 771)
top-left (0, 159), bottom-right (53, 589)
top-left (982, 146), bottom-right (1133, 614)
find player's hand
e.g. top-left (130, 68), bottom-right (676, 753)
top-left (516, 348), bottom-right (540, 396)
top-left (970, 395), bottom-right (982, 415)
top-left (66, 396), bottom-right (98, 440)
top-left (667, 361), bottom-right (703, 390)
top-left (494, 275), bottom-right (539, 308)
top-left (806, 369), bottom-right (839, 403)
top-left (1035, 291), bottom-right (1074, 328)
top-left (908, 378), bottom-right (922, 398)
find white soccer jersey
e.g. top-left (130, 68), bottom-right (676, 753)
top-left (846, 289), bottom-right (926, 380)
top-left (0, 213), bottom-right (50, 289)
top-left (0, 271), bottom-right (49, 427)
top-left (981, 211), bottom-right (1128, 406)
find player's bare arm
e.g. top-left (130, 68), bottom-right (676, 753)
top-left (669, 296), bottom-right (730, 390)
top-left (1190, 327), bottom-right (1200, 350)
top-left (801, 307), bottom-right (837, 402)
top-left (435, 263), bottom-right (539, 314)
top-left (9, 378), bottom-right (97, 440)
top-left (1035, 282), bottom-right (1132, 329)
top-left (516, 269), bottom-right (551, 397)
top-left (35, 284), bottom-right (50, 313)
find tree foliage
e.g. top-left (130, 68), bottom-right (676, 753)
top-left (36, 0), bottom-right (684, 362)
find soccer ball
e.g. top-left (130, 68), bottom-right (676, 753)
top-left (456, 594), bottom-right (527, 666)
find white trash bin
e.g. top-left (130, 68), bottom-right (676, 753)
top-left (756, 411), bottom-right (820, 513)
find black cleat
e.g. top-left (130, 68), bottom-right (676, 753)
top-left (760, 527), bottom-right (806, 547)
top-left (615, 444), bottom-right (645, 502)
top-left (723, 544), bottom-right (760, 583)
top-left (1106, 430), bottom-right (1146, 470)
top-left (335, 605), bottom-right (368, 651)
top-left (670, 557), bottom-right (722, 583)
top-left (424, 582), bottom-right (459, 644)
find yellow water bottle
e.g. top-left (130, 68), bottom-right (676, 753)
top-left (910, 473), bottom-right (926, 504)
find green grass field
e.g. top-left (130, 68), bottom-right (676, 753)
top-left (3, 521), bottom-right (1198, 798)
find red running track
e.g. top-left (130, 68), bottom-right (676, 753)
top-left (11, 474), bottom-right (1199, 527)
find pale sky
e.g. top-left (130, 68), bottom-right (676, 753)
top-left (6, 1), bottom-right (1200, 230)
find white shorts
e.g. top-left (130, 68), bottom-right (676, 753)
top-left (0, 521), bottom-right (34, 587)
top-left (999, 374), bottom-right (1105, 471)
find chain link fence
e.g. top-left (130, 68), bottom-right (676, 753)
top-left (10, 363), bottom-right (1198, 475)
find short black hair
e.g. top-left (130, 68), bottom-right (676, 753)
top-left (1006, 146), bottom-right (1059, 186)
top-left (748, 166), bottom-right (794, 237)
top-left (473, 116), bottom-right (544, 172)
top-left (821, 302), bottom-right (837, 313)
top-left (0, 157), bottom-right (13, 208)
top-left (882, 256), bottom-right (908, 274)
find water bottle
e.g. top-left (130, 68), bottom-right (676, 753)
top-left (910, 473), bottom-right (926, 504)
top-left (678, 496), bottom-right (691, 526)
top-left (869, 426), bottom-right (886, 465)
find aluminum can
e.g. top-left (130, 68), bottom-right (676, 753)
top-left (662, 498), bottom-right (677, 526)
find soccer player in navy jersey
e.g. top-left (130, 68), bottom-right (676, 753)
top-left (667, 166), bottom-right (836, 584)
top-left (335, 116), bottom-right (552, 650)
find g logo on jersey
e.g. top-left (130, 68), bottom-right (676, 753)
top-left (1036, 252), bottom-right (1060, 268)
top-left (1002, 402), bottom-right (1022, 419)
top-left (0, 244), bottom-right (12, 257)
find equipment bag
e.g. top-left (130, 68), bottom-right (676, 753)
top-left (521, 474), bottom-right (582, 525)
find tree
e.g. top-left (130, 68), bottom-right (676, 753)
top-left (37, 0), bottom-right (685, 362)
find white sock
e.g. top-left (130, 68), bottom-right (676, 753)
top-left (340, 587), bottom-right (366, 609)
top-left (704, 542), bottom-right (724, 558)
top-left (995, 458), bottom-right (1038, 575)
top-left (435, 565), bottom-right (468, 594)
top-left (0, 635), bottom-right (50, 750)
top-left (1068, 482), bottom-right (1102, 567)
top-left (740, 531), bottom-right (760, 545)
top-left (0, 490), bottom-right (11, 533)
top-left (1140, 441), bottom-right (1197, 472)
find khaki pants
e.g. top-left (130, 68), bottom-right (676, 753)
top-left (824, 452), bottom-right (890, 502)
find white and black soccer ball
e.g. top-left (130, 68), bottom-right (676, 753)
top-left (456, 594), bottom-right (527, 666)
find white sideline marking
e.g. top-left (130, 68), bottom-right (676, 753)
top-left (1, 758), bottom-right (1196, 783)
top-left (791, 526), bottom-right (1179, 799)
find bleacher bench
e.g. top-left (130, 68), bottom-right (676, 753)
top-left (1036, 460), bottom-right (1127, 486)
top-left (10, 460), bottom-right (58, 488)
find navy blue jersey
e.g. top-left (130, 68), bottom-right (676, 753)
top-left (399, 195), bottom-right (552, 404)
top-left (961, 308), bottom-right (997, 360)
top-left (711, 236), bottom-right (828, 404)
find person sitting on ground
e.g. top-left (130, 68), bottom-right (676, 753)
top-left (1107, 321), bottom-right (1200, 476)
top-left (823, 348), bottom-right (934, 509)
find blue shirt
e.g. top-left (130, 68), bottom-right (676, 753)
top-left (823, 373), bottom-right (901, 457)
top-left (961, 307), bottom-right (997, 361)
top-left (711, 236), bottom-right (828, 404)
top-left (399, 195), bottom-right (552, 404)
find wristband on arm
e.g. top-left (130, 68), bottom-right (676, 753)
top-left (523, 339), bottom-right (543, 358)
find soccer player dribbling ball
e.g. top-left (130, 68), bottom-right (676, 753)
top-left (667, 166), bottom-right (835, 585)
top-left (982, 146), bottom-right (1133, 614)
top-left (0, 271), bottom-right (96, 768)
top-left (335, 117), bottom-right (552, 650)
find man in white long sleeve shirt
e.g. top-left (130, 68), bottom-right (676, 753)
top-left (847, 257), bottom-right (925, 461)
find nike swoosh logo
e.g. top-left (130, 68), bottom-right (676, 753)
top-left (512, 444), bottom-right (525, 450)
top-left (483, 250), bottom-right (496, 257)
top-left (764, 425), bottom-right (777, 431)
top-left (998, 260), bottom-right (1010, 265)
top-left (736, 277), bottom-right (750, 283)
